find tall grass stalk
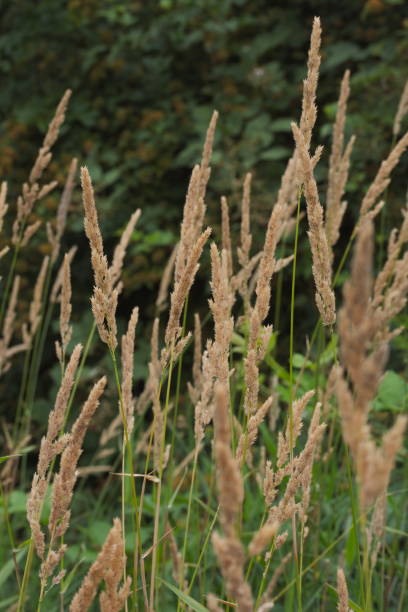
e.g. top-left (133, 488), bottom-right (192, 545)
top-left (150, 341), bottom-right (176, 610)
top-left (288, 187), bottom-right (303, 610)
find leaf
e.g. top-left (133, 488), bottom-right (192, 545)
top-left (375, 370), bottom-right (407, 412)
top-left (270, 118), bottom-right (293, 132)
top-left (345, 522), bottom-right (357, 567)
top-left (0, 454), bottom-right (22, 463)
top-left (259, 146), bottom-right (291, 161)
top-left (87, 520), bottom-right (112, 547)
top-left (0, 549), bottom-right (25, 589)
top-left (160, 579), bottom-right (209, 612)
top-left (7, 490), bottom-right (28, 514)
top-left (292, 353), bottom-right (313, 369)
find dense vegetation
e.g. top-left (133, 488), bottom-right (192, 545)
top-left (0, 3), bottom-right (407, 611)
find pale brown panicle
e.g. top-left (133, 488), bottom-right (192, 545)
top-left (175, 111), bottom-right (217, 285)
top-left (264, 400), bottom-right (325, 536)
top-left (393, 80), bottom-right (408, 137)
top-left (337, 568), bottom-right (351, 612)
top-left (165, 227), bottom-right (211, 350)
top-left (166, 112), bottom-right (217, 353)
top-left (47, 157), bottom-right (78, 262)
top-left (359, 130), bottom-right (408, 223)
top-left (0, 181), bottom-right (8, 234)
top-left (325, 70), bottom-right (355, 261)
top-left (81, 166), bottom-right (118, 351)
top-left (156, 242), bottom-right (178, 313)
top-left (69, 518), bottom-right (131, 612)
top-left (221, 195), bottom-right (233, 278)
top-left (12, 90), bottom-right (71, 245)
top-left (120, 308), bottom-right (139, 435)
top-left (41, 377), bottom-right (107, 587)
top-left (299, 17), bottom-right (321, 150)
top-left (50, 246), bottom-right (78, 304)
top-left (335, 219), bottom-right (407, 513)
top-left (0, 275), bottom-right (25, 375)
top-left (55, 253), bottom-right (73, 365)
top-left (292, 122), bottom-right (336, 325)
top-left (27, 344), bottom-right (82, 560)
top-left (237, 173), bottom-right (253, 308)
top-left (110, 208), bottom-right (141, 289)
top-left (21, 256), bottom-right (50, 350)
top-left (211, 384), bottom-right (254, 612)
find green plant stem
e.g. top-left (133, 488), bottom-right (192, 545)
top-left (0, 481), bottom-right (20, 589)
top-left (110, 348), bottom-right (142, 610)
top-left (150, 342), bottom-right (175, 610)
top-left (254, 537), bottom-right (277, 608)
top-left (186, 506), bottom-right (219, 597)
top-left (16, 539), bottom-right (34, 612)
top-left (64, 321), bottom-right (96, 427)
top-left (345, 445), bottom-right (365, 608)
top-left (178, 446), bottom-right (199, 610)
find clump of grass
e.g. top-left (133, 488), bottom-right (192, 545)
top-left (0, 16), bottom-right (407, 612)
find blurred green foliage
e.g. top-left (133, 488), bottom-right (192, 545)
top-left (0, 0), bottom-right (407, 348)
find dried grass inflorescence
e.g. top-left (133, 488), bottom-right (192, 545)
top-left (393, 80), bottom-right (408, 137)
top-left (70, 518), bottom-right (131, 612)
top-left (55, 253), bottom-right (73, 365)
top-left (4, 13), bottom-right (408, 612)
top-left (47, 157), bottom-right (78, 262)
top-left (292, 123), bottom-right (335, 325)
top-left (337, 568), bottom-right (351, 612)
top-left (0, 275), bottom-right (25, 374)
top-left (120, 307), bottom-right (139, 435)
top-left (335, 219), bottom-right (407, 512)
top-left (81, 167), bottom-right (141, 352)
top-left (27, 344), bottom-right (82, 560)
top-left (12, 90), bottom-right (71, 246)
top-left (211, 384), bottom-right (254, 612)
top-left (27, 352), bottom-right (106, 590)
top-left (325, 70), bottom-right (355, 259)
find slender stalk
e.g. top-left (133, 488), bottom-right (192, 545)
top-left (345, 445), bottom-right (365, 609)
top-left (288, 188), bottom-right (302, 610)
top-left (0, 480), bottom-right (21, 589)
top-left (149, 342), bottom-right (176, 610)
top-left (110, 348), bottom-right (142, 609)
top-left (186, 507), bottom-right (219, 597)
top-left (16, 539), bottom-right (35, 612)
top-left (178, 445), bottom-right (199, 609)
top-left (254, 537), bottom-right (277, 608)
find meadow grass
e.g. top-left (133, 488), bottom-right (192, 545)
top-left (1, 16), bottom-right (408, 612)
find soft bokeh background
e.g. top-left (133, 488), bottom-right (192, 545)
top-left (1, 0), bottom-right (407, 409)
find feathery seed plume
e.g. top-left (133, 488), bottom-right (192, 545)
top-left (326, 71), bottom-right (355, 257)
top-left (121, 308), bottom-right (139, 434)
top-left (56, 253), bottom-right (72, 364)
top-left (292, 122), bottom-right (336, 325)
top-left (81, 166), bottom-right (118, 351)
top-left (48, 157), bottom-right (78, 262)
top-left (393, 80), bottom-right (408, 137)
top-left (69, 518), bottom-right (131, 612)
top-left (12, 90), bottom-right (71, 244)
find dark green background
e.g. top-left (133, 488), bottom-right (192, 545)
top-left (1, 0), bottom-right (407, 392)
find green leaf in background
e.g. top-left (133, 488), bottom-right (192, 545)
top-left (0, 549), bottom-right (25, 590)
top-left (160, 579), bottom-right (209, 612)
top-left (7, 490), bottom-right (27, 514)
top-left (374, 370), bottom-right (407, 412)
